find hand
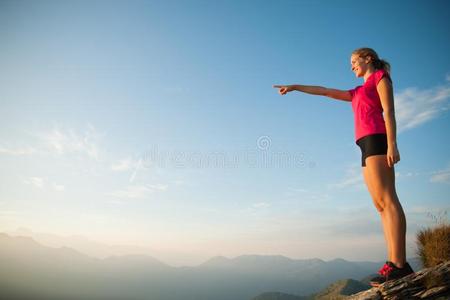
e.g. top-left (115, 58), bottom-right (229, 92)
top-left (387, 144), bottom-right (400, 168)
top-left (273, 85), bottom-right (293, 95)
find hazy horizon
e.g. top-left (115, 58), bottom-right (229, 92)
top-left (0, 226), bottom-right (425, 267)
top-left (1, 0), bottom-right (449, 267)
top-left (5, 230), bottom-right (423, 300)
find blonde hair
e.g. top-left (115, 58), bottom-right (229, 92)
top-left (352, 47), bottom-right (391, 75)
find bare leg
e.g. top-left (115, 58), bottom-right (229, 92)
top-left (379, 210), bottom-right (392, 262)
top-left (364, 155), bottom-right (407, 268)
top-left (363, 165), bottom-right (392, 262)
top-left (381, 192), bottom-right (407, 267)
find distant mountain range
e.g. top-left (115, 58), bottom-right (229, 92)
top-left (5, 227), bottom-right (161, 259)
top-left (0, 233), bottom-right (422, 300)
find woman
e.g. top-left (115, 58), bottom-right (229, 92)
top-left (273, 47), bottom-right (414, 286)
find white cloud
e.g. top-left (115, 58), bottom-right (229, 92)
top-left (428, 162), bottom-right (450, 185)
top-left (238, 201), bottom-right (271, 217)
top-left (395, 77), bottom-right (450, 132)
top-left (129, 158), bottom-right (144, 183)
top-left (286, 187), bottom-right (308, 193)
top-left (405, 171), bottom-right (420, 177)
top-left (0, 145), bottom-right (36, 156)
top-left (329, 174), bottom-right (362, 189)
top-left (430, 170), bottom-right (450, 185)
top-left (252, 202), bottom-right (270, 209)
top-left (108, 183), bottom-right (168, 199)
top-left (283, 187), bottom-right (331, 204)
top-left (111, 157), bottom-right (148, 184)
top-left (0, 123), bottom-right (103, 162)
top-left (148, 183), bottom-right (168, 191)
top-left (24, 177), bottom-right (65, 192)
top-left (25, 177), bottom-right (45, 189)
top-left (109, 185), bottom-right (152, 199)
top-left (111, 157), bottom-right (139, 172)
top-left (328, 164), bottom-right (364, 190)
top-left (37, 123), bottom-right (101, 160)
top-left (390, 165), bottom-right (450, 185)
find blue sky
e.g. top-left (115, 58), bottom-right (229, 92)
top-left (0, 0), bottom-right (449, 266)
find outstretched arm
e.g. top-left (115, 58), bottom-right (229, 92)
top-left (273, 85), bottom-right (352, 102)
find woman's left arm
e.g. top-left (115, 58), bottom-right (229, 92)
top-left (377, 77), bottom-right (401, 167)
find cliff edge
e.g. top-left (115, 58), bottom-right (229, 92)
top-left (348, 260), bottom-right (450, 299)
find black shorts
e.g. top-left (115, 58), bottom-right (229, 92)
top-left (356, 133), bottom-right (388, 167)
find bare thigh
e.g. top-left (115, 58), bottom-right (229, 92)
top-left (362, 155), bottom-right (397, 211)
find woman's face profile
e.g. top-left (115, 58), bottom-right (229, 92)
top-left (350, 55), bottom-right (370, 78)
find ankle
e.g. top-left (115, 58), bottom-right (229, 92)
top-left (391, 260), bottom-right (405, 268)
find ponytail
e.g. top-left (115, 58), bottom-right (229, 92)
top-left (373, 58), bottom-right (391, 75)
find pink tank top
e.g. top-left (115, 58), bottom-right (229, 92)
top-left (348, 69), bottom-right (391, 142)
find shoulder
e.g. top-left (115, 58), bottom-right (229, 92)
top-left (376, 70), bottom-right (394, 99)
top-left (374, 69), bottom-right (392, 85)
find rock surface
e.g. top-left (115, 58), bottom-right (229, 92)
top-left (348, 260), bottom-right (450, 300)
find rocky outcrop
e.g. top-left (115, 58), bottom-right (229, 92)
top-left (348, 260), bottom-right (450, 300)
top-left (252, 261), bottom-right (450, 300)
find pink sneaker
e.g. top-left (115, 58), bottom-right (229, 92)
top-left (370, 261), bottom-right (414, 287)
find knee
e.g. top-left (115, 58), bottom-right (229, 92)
top-left (374, 201), bottom-right (385, 213)
top-left (373, 192), bottom-right (398, 212)
top-left (372, 195), bottom-right (386, 212)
